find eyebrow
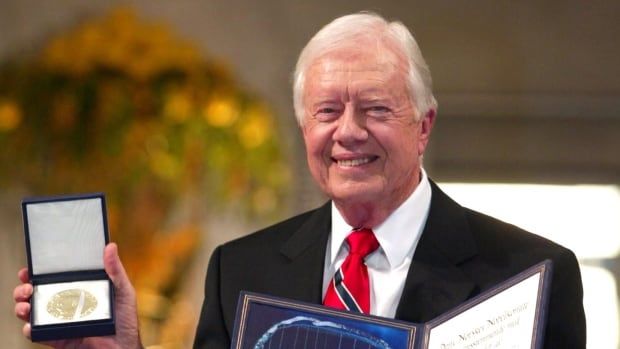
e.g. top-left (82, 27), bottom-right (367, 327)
top-left (356, 89), bottom-right (396, 102)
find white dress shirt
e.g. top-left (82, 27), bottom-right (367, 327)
top-left (322, 168), bottom-right (432, 318)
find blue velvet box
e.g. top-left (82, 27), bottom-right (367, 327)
top-left (22, 193), bottom-right (115, 342)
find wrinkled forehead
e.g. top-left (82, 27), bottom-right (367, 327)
top-left (310, 36), bottom-right (406, 71)
top-left (305, 41), bottom-right (408, 83)
top-left (303, 53), bottom-right (408, 101)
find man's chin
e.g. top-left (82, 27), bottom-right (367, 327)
top-left (328, 184), bottom-right (383, 206)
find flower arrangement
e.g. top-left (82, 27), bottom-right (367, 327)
top-left (0, 8), bottom-right (289, 347)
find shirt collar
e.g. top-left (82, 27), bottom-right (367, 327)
top-left (330, 168), bottom-right (432, 268)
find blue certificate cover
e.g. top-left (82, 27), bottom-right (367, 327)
top-left (231, 260), bottom-right (552, 349)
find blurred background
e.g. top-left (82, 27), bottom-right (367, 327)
top-left (1, 1), bottom-right (618, 348)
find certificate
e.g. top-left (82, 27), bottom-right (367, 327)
top-left (231, 260), bottom-right (551, 349)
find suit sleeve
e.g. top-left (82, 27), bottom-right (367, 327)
top-left (193, 246), bottom-right (231, 349)
top-left (544, 248), bottom-right (587, 348)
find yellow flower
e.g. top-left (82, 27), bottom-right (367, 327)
top-left (76, 22), bottom-right (106, 64)
top-left (0, 100), bottom-right (22, 131)
top-left (163, 92), bottom-right (193, 123)
top-left (203, 97), bottom-right (239, 127)
top-left (42, 37), bottom-right (71, 70)
top-left (40, 7), bottom-right (203, 78)
top-left (149, 149), bottom-right (180, 180)
top-left (238, 104), bottom-right (271, 148)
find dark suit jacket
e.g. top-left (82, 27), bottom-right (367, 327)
top-left (193, 181), bottom-right (586, 348)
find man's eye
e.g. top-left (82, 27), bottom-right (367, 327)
top-left (318, 107), bottom-right (338, 114)
top-left (314, 107), bottom-right (341, 121)
top-left (366, 106), bottom-right (391, 116)
top-left (370, 106), bottom-right (389, 111)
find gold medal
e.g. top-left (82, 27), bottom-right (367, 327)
top-left (46, 288), bottom-right (98, 320)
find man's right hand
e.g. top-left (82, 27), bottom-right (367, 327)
top-left (13, 243), bottom-right (143, 349)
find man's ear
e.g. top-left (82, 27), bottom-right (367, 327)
top-left (417, 108), bottom-right (436, 155)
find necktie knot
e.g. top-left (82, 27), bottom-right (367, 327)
top-left (346, 228), bottom-right (379, 258)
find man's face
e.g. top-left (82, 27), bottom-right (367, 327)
top-left (301, 45), bottom-right (433, 213)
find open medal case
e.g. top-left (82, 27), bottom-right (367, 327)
top-left (22, 193), bottom-right (115, 341)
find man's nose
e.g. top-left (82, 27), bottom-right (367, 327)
top-left (333, 106), bottom-right (368, 144)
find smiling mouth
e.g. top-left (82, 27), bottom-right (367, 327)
top-left (334, 156), bottom-right (378, 167)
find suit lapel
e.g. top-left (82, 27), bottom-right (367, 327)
top-left (279, 202), bottom-right (331, 304)
top-left (272, 182), bottom-right (479, 320)
top-left (396, 181), bottom-right (478, 322)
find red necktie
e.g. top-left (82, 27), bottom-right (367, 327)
top-left (323, 228), bottom-right (379, 313)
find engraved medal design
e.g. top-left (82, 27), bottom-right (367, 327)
top-left (46, 288), bottom-right (98, 320)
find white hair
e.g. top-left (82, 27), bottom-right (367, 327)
top-left (292, 12), bottom-right (437, 125)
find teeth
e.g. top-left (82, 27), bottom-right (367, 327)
top-left (337, 157), bottom-right (372, 167)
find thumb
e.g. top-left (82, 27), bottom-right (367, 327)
top-left (103, 243), bottom-right (143, 348)
top-left (104, 242), bottom-right (132, 294)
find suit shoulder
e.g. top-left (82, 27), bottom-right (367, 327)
top-left (459, 209), bottom-right (584, 347)
top-left (465, 208), bottom-right (575, 259)
top-left (463, 207), bottom-right (575, 259)
top-left (219, 205), bottom-right (324, 251)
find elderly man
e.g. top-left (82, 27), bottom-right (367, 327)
top-left (14, 12), bottom-right (585, 349)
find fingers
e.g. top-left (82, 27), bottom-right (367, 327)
top-left (15, 301), bottom-right (31, 322)
top-left (14, 282), bottom-right (33, 324)
top-left (13, 283), bottom-right (32, 302)
top-left (15, 268), bottom-right (33, 336)
top-left (18, 267), bottom-right (29, 283)
top-left (22, 323), bottom-right (31, 340)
